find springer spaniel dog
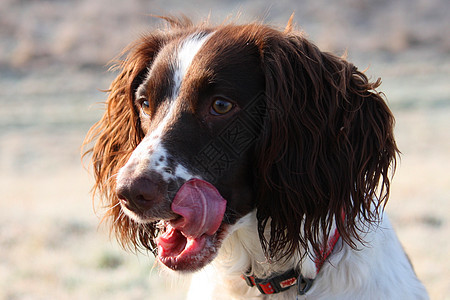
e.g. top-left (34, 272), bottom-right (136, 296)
top-left (84, 17), bottom-right (428, 299)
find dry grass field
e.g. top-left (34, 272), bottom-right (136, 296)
top-left (1, 0), bottom-right (449, 299)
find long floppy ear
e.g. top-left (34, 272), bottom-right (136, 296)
top-left (82, 33), bottom-right (164, 251)
top-left (255, 30), bottom-right (399, 261)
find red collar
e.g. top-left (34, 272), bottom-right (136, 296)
top-left (242, 227), bottom-right (340, 295)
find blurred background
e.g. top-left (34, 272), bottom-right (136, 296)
top-left (0, 0), bottom-right (448, 299)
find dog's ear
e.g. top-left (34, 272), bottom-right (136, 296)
top-left (255, 31), bottom-right (399, 261)
top-left (83, 34), bottom-right (164, 252)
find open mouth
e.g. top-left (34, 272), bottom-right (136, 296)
top-left (155, 178), bottom-right (227, 271)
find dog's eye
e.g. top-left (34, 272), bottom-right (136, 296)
top-left (141, 100), bottom-right (151, 116)
top-left (211, 99), bottom-right (233, 115)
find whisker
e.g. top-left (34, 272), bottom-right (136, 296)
top-left (108, 201), bottom-right (121, 211)
top-left (102, 201), bottom-right (121, 216)
top-left (113, 209), bottom-right (125, 225)
top-left (108, 173), bottom-right (118, 181)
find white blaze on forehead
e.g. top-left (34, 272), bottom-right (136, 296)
top-left (172, 32), bottom-right (213, 98)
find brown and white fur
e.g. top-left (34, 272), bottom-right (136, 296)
top-left (83, 17), bottom-right (428, 299)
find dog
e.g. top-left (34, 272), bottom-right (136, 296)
top-left (84, 16), bottom-right (428, 299)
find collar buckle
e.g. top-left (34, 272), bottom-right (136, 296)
top-left (242, 269), bottom-right (299, 294)
top-left (297, 274), bottom-right (314, 295)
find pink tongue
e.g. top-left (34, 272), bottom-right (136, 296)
top-left (170, 178), bottom-right (227, 238)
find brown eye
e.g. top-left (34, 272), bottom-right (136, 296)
top-left (211, 99), bottom-right (233, 115)
top-left (141, 100), bottom-right (151, 116)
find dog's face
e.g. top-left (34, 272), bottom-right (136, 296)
top-left (116, 28), bottom-right (265, 271)
top-left (86, 19), bottom-right (398, 275)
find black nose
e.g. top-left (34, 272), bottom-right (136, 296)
top-left (116, 174), bottom-right (165, 212)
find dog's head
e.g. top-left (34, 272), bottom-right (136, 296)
top-left (84, 17), bottom-right (398, 272)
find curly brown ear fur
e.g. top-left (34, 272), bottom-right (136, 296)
top-left (82, 34), bottom-right (165, 251)
top-left (255, 30), bottom-right (399, 261)
top-left (83, 16), bottom-right (199, 252)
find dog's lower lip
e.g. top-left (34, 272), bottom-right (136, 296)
top-left (156, 222), bottom-right (228, 271)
